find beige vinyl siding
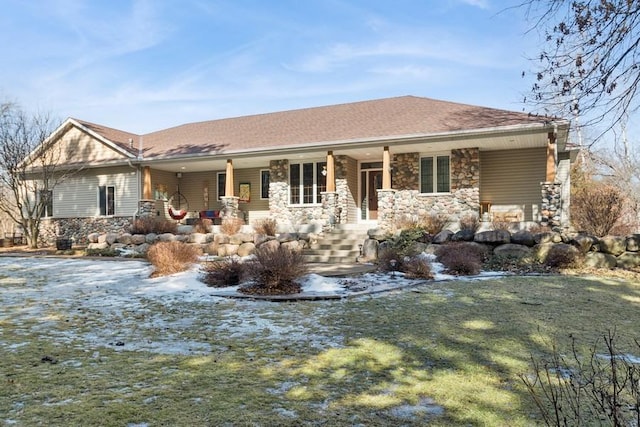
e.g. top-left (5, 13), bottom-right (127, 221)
top-left (54, 166), bottom-right (138, 218)
top-left (52, 127), bottom-right (129, 165)
top-left (557, 151), bottom-right (571, 225)
top-left (344, 156), bottom-right (358, 223)
top-left (479, 147), bottom-right (546, 221)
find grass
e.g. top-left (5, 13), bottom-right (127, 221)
top-left (2, 270), bottom-right (640, 425)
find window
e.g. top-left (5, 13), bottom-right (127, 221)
top-left (217, 172), bottom-right (226, 199)
top-left (289, 161), bottom-right (326, 204)
top-left (40, 190), bottom-right (53, 217)
top-left (260, 170), bottom-right (270, 199)
top-left (420, 155), bottom-right (450, 193)
top-left (99, 185), bottom-right (115, 216)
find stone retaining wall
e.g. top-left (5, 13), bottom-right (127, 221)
top-left (86, 224), bottom-right (320, 258)
top-left (361, 227), bottom-right (640, 270)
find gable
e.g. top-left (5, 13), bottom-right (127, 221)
top-left (46, 124), bottom-right (133, 166)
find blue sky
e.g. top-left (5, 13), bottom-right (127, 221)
top-left (0, 0), bottom-right (540, 134)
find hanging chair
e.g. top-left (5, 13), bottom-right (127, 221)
top-left (168, 191), bottom-right (189, 220)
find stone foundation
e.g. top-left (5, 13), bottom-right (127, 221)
top-left (40, 216), bottom-right (135, 246)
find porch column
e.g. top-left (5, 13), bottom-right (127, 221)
top-left (546, 131), bottom-right (556, 182)
top-left (382, 146), bottom-right (391, 189)
top-left (142, 166), bottom-right (152, 200)
top-left (326, 151), bottom-right (335, 192)
top-left (225, 159), bottom-right (234, 197)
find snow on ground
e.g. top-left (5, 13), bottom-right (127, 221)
top-left (0, 255), bottom-right (503, 356)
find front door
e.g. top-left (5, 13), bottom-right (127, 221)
top-left (361, 169), bottom-right (383, 220)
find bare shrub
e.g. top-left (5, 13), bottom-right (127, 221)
top-left (241, 245), bottom-right (307, 295)
top-left (522, 330), bottom-right (640, 426)
top-left (491, 220), bottom-right (514, 232)
top-left (402, 256), bottom-right (434, 279)
top-left (200, 257), bottom-right (243, 287)
top-left (545, 244), bottom-right (583, 269)
top-left (377, 246), bottom-right (406, 272)
top-left (220, 217), bottom-right (244, 235)
top-left (146, 241), bottom-right (200, 278)
top-left (193, 218), bottom-right (213, 234)
top-left (418, 213), bottom-right (450, 235)
top-left (436, 243), bottom-right (484, 275)
top-left (252, 218), bottom-right (277, 236)
top-left (459, 214), bottom-right (480, 233)
top-left (394, 214), bottom-right (419, 231)
top-left (527, 223), bottom-right (552, 234)
top-left (572, 182), bottom-right (627, 237)
top-left (130, 216), bottom-right (178, 235)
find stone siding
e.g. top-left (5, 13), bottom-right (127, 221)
top-left (392, 153), bottom-right (419, 190)
top-left (451, 148), bottom-right (480, 190)
top-left (541, 182), bottom-right (562, 227)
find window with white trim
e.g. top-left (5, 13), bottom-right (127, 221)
top-left (289, 161), bottom-right (326, 204)
top-left (217, 172), bottom-right (226, 199)
top-left (98, 185), bottom-right (115, 216)
top-left (40, 190), bottom-right (53, 218)
top-left (260, 169), bottom-right (270, 199)
top-left (420, 155), bottom-right (450, 193)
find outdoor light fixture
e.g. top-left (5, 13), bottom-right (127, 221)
top-left (321, 165), bottom-right (327, 176)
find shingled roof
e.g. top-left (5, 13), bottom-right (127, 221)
top-left (75, 95), bottom-right (554, 159)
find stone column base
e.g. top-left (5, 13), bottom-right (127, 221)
top-left (220, 196), bottom-right (240, 219)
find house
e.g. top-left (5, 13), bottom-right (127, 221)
top-left (33, 95), bottom-right (571, 243)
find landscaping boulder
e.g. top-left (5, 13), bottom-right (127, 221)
top-left (214, 234), bottom-right (230, 245)
top-left (130, 234), bottom-right (146, 245)
top-left (218, 244), bottom-right (239, 257)
top-left (474, 230), bottom-right (510, 245)
top-left (599, 235), bottom-right (627, 256)
top-left (571, 234), bottom-right (596, 253)
top-left (230, 233), bottom-right (253, 245)
top-left (277, 232), bottom-right (299, 243)
top-left (493, 243), bottom-right (532, 260)
top-left (136, 243), bottom-right (150, 254)
top-left (433, 230), bottom-right (454, 244)
top-left (584, 252), bottom-right (617, 269)
top-left (117, 233), bottom-right (132, 245)
top-left (627, 234), bottom-right (640, 252)
top-left (87, 232), bottom-right (100, 244)
top-left (534, 232), bottom-right (555, 244)
top-left (158, 233), bottom-right (177, 242)
top-left (87, 242), bottom-right (109, 251)
top-left (104, 233), bottom-right (118, 245)
top-left (617, 252), bottom-right (640, 269)
top-left (204, 242), bottom-right (218, 255)
top-left (451, 229), bottom-right (475, 242)
top-left (254, 234), bottom-right (275, 246)
top-left (143, 233), bottom-right (156, 244)
top-left (189, 233), bottom-right (208, 244)
top-left (237, 242), bottom-right (255, 257)
top-left (177, 225), bottom-right (193, 235)
top-left (360, 238), bottom-right (379, 261)
top-left (259, 239), bottom-right (280, 252)
top-left (368, 227), bottom-right (387, 241)
top-left (175, 235), bottom-right (189, 243)
top-left (510, 230), bottom-right (535, 247)
top-left (534, 242), bottom-right (579, 263)
top-left (281, 240), bottom-right (302, 252)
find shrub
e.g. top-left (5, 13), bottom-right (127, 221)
top-left (130, 216), bottom-right (178, 235)
top-left (377, 246), bottom-right (406, 272)
top-left (402, 256), bottom-right (434, 279)
top-left (522, 330), bottom-right (640, 426)
top-left (147, 241), bottom-right (200, 278)
top-left (545, 244), bottom-right (582, 269)
top-left (417, 213), bottom-right (450, 235)
top-left (240, 245), bottom-right (308, 295)
top-left (220, 217), bottom-right (244, 235)
top-left (459, 214), bottom-right (480, 233)
top-left (201, 257), bottom-right (244, 287)
top-left (193, 218), bottom-right (213, 234)
top-left (394, 214), bottom-right (419, 231)
top-left (436, 243), bottom-right (484, 275)
top-left (572, 182), bottom-right (626, 237)
top-left (252, 218), bottom-right (277, 236)
top-left (491, 220), bottom-right (514, 232)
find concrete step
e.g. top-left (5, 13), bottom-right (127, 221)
top-left (304, 254), bottom-right (361, 263)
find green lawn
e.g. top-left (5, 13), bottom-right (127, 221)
top-left (2, 272), bottom-right (640, 426)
